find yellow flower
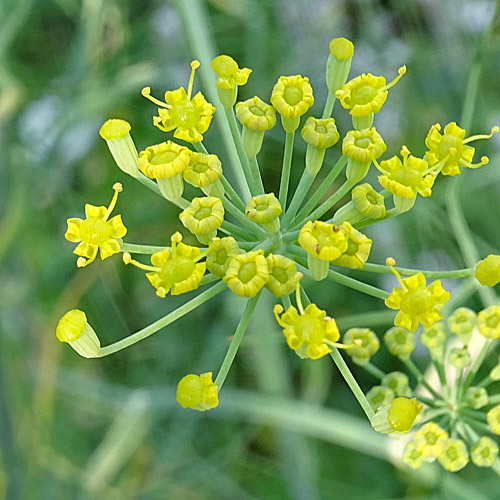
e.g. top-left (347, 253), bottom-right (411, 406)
top-left (372, 397), bottom-right (422, 434)
top-left (336, 66), bottom-right (406, 117)
top-left (471, 437), bottom-right (499, 467)
top-left (273, 302), bottom-right (340, 360)
top-left (425, 122), bottom-right (499, 176)
top-left (179, 197), bottom-right (225, 244)
top-left (298, 221), bottom-right (348, 261)
top-left (381, 371), bottom-right (411, 397)
top-left (487, 405), bottom-right (500, 434)
top-left (351, 183), bottom-right (386, 219)
top-left (142, 60), bottom-right (216, 142)
top-left (384, 258), bottom-right (450, 332)
top-left (326, 37), bottom-right (354, 95)
top-left (65, 183), bottom-right (126, 268)
top-left (265, 254), bottom-right (303, 297)
top-left (343, 128), bottom-right (387, 163)
top-left (223, 250), bottom-right (269, 297)
top-left (176, 372), bottom-right (219, 411)
top-left (139, 141), bottom-right (190, 179)
top-left (343, 328), bottom-right (380, 365)
top-left (437, 439), bottom-right (469, 472)
top-left (183, 151), bottom-right (222, 189)
top-left (367, 385), bottom-right (395, 411)
top-left (123, 232), bottom-right (206, 298)
top-left (475, 254), bottom-right (500, 286)
top-left (211, 55), bottom-right (251, 90)
top-left (301, 117), bottom-right (340, 149)
top-left (245, 193), bottom-right (282, 233)
top-left (402, 441), bottom-right (426, 470)
top-left (236, 96), bottom-right (276, 131)
top-left (414, 421), bottom-right (449, 459)
top-left (478, 305), bottom-right (500, 339)
top-left (376, 146), bottom-right (436, 212)
top-left (332, 222), bottom-right (372, 269)
top-left (384, 327), bottom-right (415, 359)
top-left (56, 309), bottom-right (101, 358)
top-left (206, 237), bottom-right (240, 277)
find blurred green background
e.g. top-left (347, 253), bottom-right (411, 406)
top-left (1, 0), bottom-right (500, 498)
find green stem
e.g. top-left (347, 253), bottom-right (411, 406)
top-left (281, 169), bottom-right (316, 229)
top-left (335, 310), bottom-right (396, 331)
top-left (219, 175), bottom-right (246, 212)
top-left (99, 281), bottom-right (227, 356)
top-left (402, 358), bottom-right (442, 400)
top-left (214, 294), bottom-right (260, 388)
top-left (362, 362), bottom-right (385, 380)
top-left (279, 131), bottom-right (295, 209)
top-left (433, 359), bottom-right (450, 399)
top-left (247, 156), bottom-right (265, 195)
top-left (121, 243), bottom-right (168, 254)
top-left (329, 349), bottom-right (375, 422)
top-left (477, 374), bottom-right (493, 388)
top-left (360, 262), bottom-right (474, 279)
top-left (220, 220), bottom-right (254, 240)
top-left (136, 172), bottom-right (162, 196)
top-left (487, 393), bottom-right (500, 405)
top-left (200, 274), bottom-right (221, 286)
top-left (461, 339), bottom-right (494, 393)
top-left (222, 198), bottom-right (267, 239)
top-left (352, 207), bottom-right (400, 229)
top-left (294, 156), bottom-right (348, 223)
top-left (463, 417), bottom-right (493, 435)
top-left (322, 92), bottom-right (336, 119)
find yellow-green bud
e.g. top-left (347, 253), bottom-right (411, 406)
top-left (448, 346), bottom-right (471, 369)
top-left (447, 307), bottom-right (476, 345)
top-left (245, 193), bottom-right (282, 233)
top-left (478, 305), bottom-right (500, 339)
top-left (437, 439), bottom-right (469, 472)
top-left (402, 441), bottom-right (426, 470)
top-left (176, 372), bottom-right (219, 411)
top-left (381, 371), bottom-right (411, 397)
top-left (384, 326), bottom-right (415, 359)
top-left (265, 254), bottom-right (303, 297)
top-left (471, 437), bottom-right (499, 467)
top-left (343, 328), bottom-right (380, 365)
top-left (56, 309), bottom-right (101, 358)
top-left (179, 197), bottom-right (225, 245)
top-left (206, 237), bottom-right (240, 277)
top-left (475, 254), bottom-right (500, 286)
top-left (366, 385), bottom-right (394, 411)
top-left (326, 37), bottom-right (354, 95)
top-left (487, 404), bottom-right (500, 434)
top-left (464, 386), bottom-right (488, 409)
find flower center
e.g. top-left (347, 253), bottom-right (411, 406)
top-left (401, 288), bottom-right (433, 316)
top-left (151, 151), bottom-right (179, 165)
top-left (365, 192), bottom-right (377, 205)
top-left (354, 137), bottom-right (372, 149)
top-left (272, 267), bottom-right (289, 284)
top-left (394, 167), bottom-right (422, 187)
top-left (351, 84), bottom-right (377, 105)
top-left (250, 106), bottom-right (266, 117)
top-left (172, 101), bottom-right (201, 128)
top-left (195, 207), bottom-right (213, 220)
top-left (193, 162), bottom-right (209, 173)
top-left (216, 249), bottom-right (228, 265)
top-left (238, 262), bottom-right (257, 283)
top-left (487, 315), bottom-right (500, 328)
top-left (255, 203), bottom-right (269, 212)
top-left (446, 447), bottom-right (458, 460)
top-left (79, 218), bottom-right (112, 245)
top-left (438, 135), bottom-right (463, 159)
top-left (315, 125), bottom-right (327, 134)
top-left (283, 86), bottom-right (303, 106)
top-left (296, 316), bottom-right (323, 342)
top-left (161, 256), bottom-right (195, 284)
top-left (425, 432), bottom-right (437, 445)
top-left (345, 240), bottom-right (359, 256)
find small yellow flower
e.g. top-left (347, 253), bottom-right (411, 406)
top-left (386, 397), bottom-right (422, 433)
top-left (123, 232), bottom-right (206, 298)
top-left (447, 307), bottom-right (476, 338)
top-left (224, 250), bottom-right (269, 297)
top-left (402, 441), bottom-right (426, 470)
top-left (421, 322), bottom-right (446, 350)
top-left (139, 141), bottom-right (190, 179)
top-left (351, 183), bottom-right (386, 219)
top-left (206, 237), bottom-right (240, 277)
top-left (273, 302), bottom-right (340, 360)
top-left (437, 439), bottom-right (469, 472)
top-left (265, 254), bottom-right (303, 297)
top-left (183, 152), bottom-right (222, 188)
top-left (414, 421), bottom-right (449, 459)
top-left (176, 372), bottom-right (219, 411)
top-left (367, 385), bottom-right (395, 411)
top-left (332, 222), bottom-right (372, 269)
top-left (179, 197), bottom-right (225, 244)
top-left (471, 437), bottom-right (499, 467)
top-left (425, 122), bottom-right (499, 176)
top-left (56, 309), bottom-right (101, 358)
top-left (298, 221), bottom-right (348, 261)
top-left (336, 66), bottom-right (406, 117)
top-left (65, 183), bottom-right (126, 268)
top-left (384, 326), bottom-right (415, 359)
top-left (381, 371), bottom-right (411, 397)
top-left (342, 127), bottom-right (387, 162)
top-left (478, 305), bottom-right (500, 339)
top-left (142, 60), bottom-right (216, 142)
top-left (464, 386), bottom-right (488, 409)
top-left (301, 117), bottom-right (340, 149)
top-left (475, 254), bottom-right (500, 287)
top-left (487, 405), bottom-right (500, 434)
top-left (211, 55), bottom-right (251, 90)
top-left (384, 258), bottom-right (450, 332)
top-left (343, 328), bottom-right (380, 365)
top-left (236, 96), bottom-right (276, 131)
top-left (245, 193), bottom-right (282, 233)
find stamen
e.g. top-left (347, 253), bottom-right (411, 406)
top-left (141, 87), bottom-right (171, 109)
top-left (104, 183), bottom-right (123, 220)
top-left (77, 247), bottom-right (99, 268)
top-left (295, 284), bottom-right (305, 315)
top-left (122, 252), bottom-right (159, 272)
top-left (386, 257), bottom-right (407, 291)
top-left (380, 65), bottom-right (406, 92)
top-left (324, 338), bottom-right (362, 349)
top-left (153, 115), bottom-right (169, 132)
top-left (194, 247), bottom-right (210, 263)
top-left (423, 153), bottom-right (451, 175)
top-left (187, 60), bottom-right (201, 100)
top-left (372, 158), bottom-right (389, 176)
top-left (459, 156), bottom-right (489, 169)
top-left (400, 145), bottom-right (410, 158)
top-left (463, 126), bottom-right (500, 144)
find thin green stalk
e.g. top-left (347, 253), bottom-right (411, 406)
top-left (281, 169), bottom-right (316, 229)
top-left (279, 131), bottom-right (295, 209)
top-left (136, 173), bottom-right (162, 196)
top-left (99, 281), bottom-right (226, 356)
top-left (335, 310), bottom-right (396, 331)
top-left (121, 243), bottom-right (168, 254)
top-left (416, 394), bottom-right (445, 408)
top-left (402, 358), bottom-right (442, 400)
top-left (294, 156), bottom-right (347, 223)
top-left (219, 175), bottom-right (246, 212)
top-left (477, 374), bottom-right (493, 388)
top-left (322, 92), bottom-right (336, 119)
top-left (200, 274), bottom-right (221, 286)
top-left (433, 360), bottom-right (450, 399)
top-left (247, 156), bottom-right (265, 195)
top-left (487, 393), bottom-right (500, 405)
top-left (215, 294), bottom-right (260, 388)
top-left (461, 339), bottom-right (494, 393)
top-left (463, 417), bottom-right (493, 435)
top-left (222, 198), bottom-right (267, 239)
top-left (351, 207), bottom-right (400, 230)
top-left (292, 180), bottom-right (354, 230)
top-left (360, 262), bottom-right (474, 279)
top-left (330, 349), bottom-right (375, 421)
top-left (220, 220), bottom-right (254, 240)
top-left (281, 294), bottom-right (292, 309)
top-left (362, 362), bottom-right (385, 380)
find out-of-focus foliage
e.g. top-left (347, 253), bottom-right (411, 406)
top-left (1, 0), bottom-right (500, 499)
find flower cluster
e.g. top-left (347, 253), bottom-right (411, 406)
top-left (58, 36), bottom-right (500, 475)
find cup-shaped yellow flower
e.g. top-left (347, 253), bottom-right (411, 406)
top-left (402, 442), bottom-right (426, 470)
top-left (65, 183), bottom-right (126, 268)
top-left (211, 54), bottom-right (251, 108)
top-left (56, 309), bottom-right (101, 358)
top-left (142, 60), bottom-right (216, 142)
top-left (342, 128), bottom-right (387, 184)
top-left (372, 397), bottom-right (422, 434)
top-left (183, 151), bottom-right (224, 198)
top-left (336, 65), bottom-right (406, 129)
top-left (425, 122), bottom-right (499, 176)
top-left (236, 96), bottom-right (276, 157)
top-left (265, 254), bottom-right (303, 297)
top-left (139, 141), bottom-right (191, 201)
top-left (332, 222), bottom-right (372, 269)
top-left (384, 258), bottom-right (450, 332)
top-left (298, 220), bottom-right (348, 280)
top-left (437, 439), bottom-right (469, 472)
top-left (179, 197), bottom-right (225, 245)
top-left (245, 193), bottom-right (282, 233)
top-left (475, 254), bottom-right (500, 287)
top-left (487, 405), bottom-right (500, 434)
top-left (414, 421), bottom-right (449, 458)
top-left (343, 328), bottom-right (380, 365)
top-left (206, 236), bottom-right (240, 277)
top-left (333, 183), bottom-right (386, 225)
top-left (273, 302), bottom-right (340, 360)
top-left (99, 119), bottom-right (139, 178)
top-left (478, 305), bottom-right (500, 339)
top-left (223, 250), bottom-right (269, 297)
top-left (471, 437), bottom-right (499, 467)
top-left (176, 372), bottom-right (219, 411)
top-left (375, 146), bottom-right (435, 212)
top-left (326, 37), bottom-right (354, 95)
top-left (301, 117), bottom-right (340, 175)
top-left (270, 75), bottom-right (314, 132)
top-left (123, 232), bottom-right (206, 298)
